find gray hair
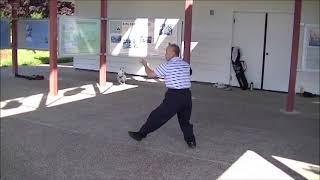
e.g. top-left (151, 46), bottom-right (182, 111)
top-left (168, 43), bottom-right (180, 56)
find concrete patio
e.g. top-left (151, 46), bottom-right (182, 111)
top-left (1, 64), bottom-right (319, 180)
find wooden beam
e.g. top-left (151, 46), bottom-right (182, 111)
top-left (99, 0), bottom-right (107, 86)
top-left (49, 0), bottom-right (58, 96)
top-left (183, 0), bottom-right (193, 64)
top-left (11, 1), bottom-right (18, 76)
top-left (286, 0), bottom-right (302, 112)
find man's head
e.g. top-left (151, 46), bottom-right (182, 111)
top-left (165, 43), bottom-right (180, 61)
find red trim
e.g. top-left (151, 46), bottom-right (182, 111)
top-left (11, 1), bottom-right (18, 75)
top-left (286, 0), bottom-right (302, 112)
top-left (183, 0), bottom-right (193, 64)
top-left (49, 0), bottom-right (58, 96)
top-left (99, 0), bottom-right (107, 86)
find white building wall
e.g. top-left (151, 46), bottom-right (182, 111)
top-left (74, 0), bottom-right (319, 94)
top-left (74, 0), bottom-right (184, 76)
top-left (190, 1), bottom-right (295, 84)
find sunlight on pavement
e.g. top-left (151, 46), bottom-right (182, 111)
top-left (0, 82), bottom-right (138, 118)
top-left (0, 94), bottom-right (44, 118)
top-left (99, 83), bottom-right (138, 95)
top-left (45, 84), bottom-right (97, 107)
top-left (218, 150), bottom-right (294, 180)
top-left (273, 156), bottom-right (320, 180)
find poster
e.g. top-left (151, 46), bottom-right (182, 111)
top-left (307, 26), bottom-right (320, 47)
top-left (18, 20), bottom-right (49, 50)
top-left (0, 19), bottom-right (11, 49)
top-left (109, 18), bottom-right (181, 57)
top-left (302, 25), bottom-right (320, 72)
top-left (59, 17), bottom-right (100, 56)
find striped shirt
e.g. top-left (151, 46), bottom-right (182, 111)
top-left (155, 57), bottom-right (191, 89)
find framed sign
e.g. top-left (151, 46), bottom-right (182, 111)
top-left (59, 17), bottom-right (101, 56)
top-left (109, 18), bottom-right (181, 58)
top-left (302, 24), bottom-right (320, 72)
top-left (0, 19), bottom-right (11, 49)
top-left (17, 19), bottom-right (49, 50)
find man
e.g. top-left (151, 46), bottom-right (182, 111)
top-left (128, 43), bottom-right (196, 148)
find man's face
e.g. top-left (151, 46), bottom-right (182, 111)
top-left (165, 46), bottom-right (175, 61)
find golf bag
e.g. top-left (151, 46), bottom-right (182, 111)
top-left (231, 47), bottom-right (248, 90)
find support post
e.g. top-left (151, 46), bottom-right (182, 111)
top-left (183, 0), bottom-right (193, 64)
top-left (99, 0), bottom-right (107, 86)
top-left (11, 1), bottom-right (18, 76)
top-left (286, 0), bottom-right (302, 112)
top-left (49, 0), bottom-right (58, 96)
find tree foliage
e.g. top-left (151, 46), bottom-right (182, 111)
top-left (0, 0), bottom-right (74, 18)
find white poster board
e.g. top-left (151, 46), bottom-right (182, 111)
top-left (109, 18), bottom-right (181, 58)
top-left (59, 17), bottom-right (101, 56)
top-left (302, 24), bottom-right (320, 72)
top-left (0, 19), bottom-right (11, 49)
top-left (17, 19), bottom-right (49, 50)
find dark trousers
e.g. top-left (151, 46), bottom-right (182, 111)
top-left (139, 89), bottom-right (195, 142)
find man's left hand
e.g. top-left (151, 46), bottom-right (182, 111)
top-left (140, 58), bottom-right (148, 66)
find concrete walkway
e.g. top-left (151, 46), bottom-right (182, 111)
top-left (1, 64), bottom-right (319, 180)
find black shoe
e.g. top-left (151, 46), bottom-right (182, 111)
top-left (187, 141), bottom-right (196, 148)
top-left (128, 131), bottom-right (145, 141)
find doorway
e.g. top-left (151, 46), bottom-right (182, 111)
top-left (231, 12), bottom-right (293, 92)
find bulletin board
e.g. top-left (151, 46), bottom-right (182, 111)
top-left (302, 24), bottom-right (320, 72)
top-left (58, 17), bottom-right (101, 56)
top-left (17, 19), bottom-right (49, 50)
top-left (0, 19), bottom-right (11, 49)
top-left (108, 18), bottom-right (182, 58)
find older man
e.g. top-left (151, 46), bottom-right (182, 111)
top-left (128, 43), bottom-right (196, 148)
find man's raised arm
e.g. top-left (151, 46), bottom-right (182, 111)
top-left (140, 59), bottom-right (158, 78)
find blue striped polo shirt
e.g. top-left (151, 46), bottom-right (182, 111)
top-left (155, 57), bottom-right (191, 89)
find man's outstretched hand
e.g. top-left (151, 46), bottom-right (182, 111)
top-left (140, 58), bottom-right (148, 66)
top-left (139, 58), bottom-right (157, 78)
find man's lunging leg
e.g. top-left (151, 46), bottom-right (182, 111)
top-left (177, 93), bottom-right (196, 148)
top-left (129, 92), bottom-right (178, 141)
